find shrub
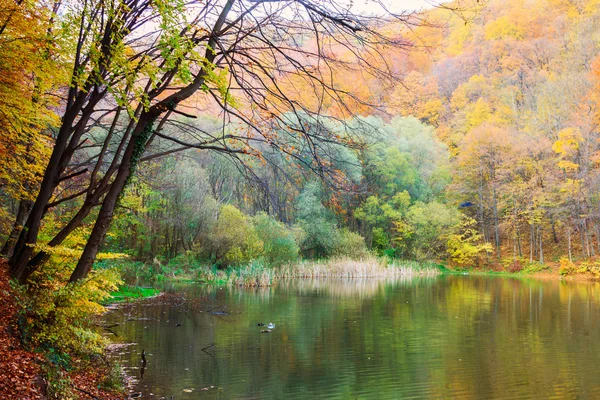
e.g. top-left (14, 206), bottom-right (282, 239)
top-left (332, 228), bottom-right (369, 259)
top-left (406, 201), bottom-right (460, 259)
top-left (208, 204), bottom-right (263, 266)
top-left (14, 265), bottom-right (121, 357)
top-left (252, 213), bottom-right (300, 266)
top-left (447, 215), bottom-right (491, 266)
top-left (12, 241), bottom-right (123, 358)
top-left (559, 258), bottom-right (575, 276)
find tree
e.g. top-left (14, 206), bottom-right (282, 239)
top-left (0, 0), bottom-right (65, 256)
top-left (7, 0), bottom-right (413, 283)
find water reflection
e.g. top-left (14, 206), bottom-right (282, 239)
top-left (104, 275), bottom-right (600, 399)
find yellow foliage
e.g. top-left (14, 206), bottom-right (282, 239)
top-left (210, 204), bottom-right (264, 266)
top-left (485, 16), bottom-right (526, 41)
top-left (13, 254), bottom-right (122, 356)
top-left (557, 160), bottom-right (579, 172)
top-left (559, 257), bottom-right (575, 276)
top-left (465, 98), bottom-right (492, 130)
top-left (446, 22), bottom-right (473, 56)
top-left (447, 216), bottom-right (492, 266)
top-left (552, 128), bottom-right (582, 156)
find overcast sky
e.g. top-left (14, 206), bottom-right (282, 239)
top-left (349, 0), bottom-right (436, 14)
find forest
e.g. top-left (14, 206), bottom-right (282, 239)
top-left (1, 0), bottom-right (600, 398)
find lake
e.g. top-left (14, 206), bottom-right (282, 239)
top-left (104, 275), bottom-right (600, 399)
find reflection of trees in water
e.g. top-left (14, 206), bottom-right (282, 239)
top-left (106, 276), bottom-right (600, 399)
top-left (279, 276), bottom-right (438, 299)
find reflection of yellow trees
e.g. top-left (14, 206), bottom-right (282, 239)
top-left (109, 276), bottom-right (600, 399)
top-left (279, 276), bottom-right (436, 300)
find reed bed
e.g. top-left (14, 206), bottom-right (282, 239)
top-left (277, 257), bottom-right (439, 279)
top-left (197, 261), bottom-right (278, 287)
top-left (197, 257), bottom-right (440, 287)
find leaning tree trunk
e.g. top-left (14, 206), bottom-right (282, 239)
top-left (20, 201), bottom-right (97, 281)
top-left (1, 198), bottom-right (32, 257)
top-left (68, 115), bottom-right (157, 282)
top-left (9, 87), bottom-right (104, 282)
top-left (9, 119), bottom-right (77, 281)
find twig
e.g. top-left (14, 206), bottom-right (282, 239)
top-left (73, 386), bottom-right (101, 399)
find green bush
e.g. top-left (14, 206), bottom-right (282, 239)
top-left (333, 228), bottom-right (369, 259)
top-left (295, 182), bottom-right (340, 258)
top-left (405, 201), bottom-right (460, 260)
top-left (209, 204), bottom-right (263, 266)
top-left (252, 212), bottom-right (299, 266)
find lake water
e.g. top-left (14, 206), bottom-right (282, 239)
top-left (104, 275), bottom-right (600, 399)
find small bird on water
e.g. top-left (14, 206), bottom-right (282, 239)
top-left (267, 322), bottom-right (275, 329)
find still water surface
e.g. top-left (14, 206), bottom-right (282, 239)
top-left (104, 275), bottom-right (600, 399)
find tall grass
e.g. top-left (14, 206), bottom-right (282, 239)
top-left (197, 257), bottom-right (440, 287)
top-left (278, 257), bottom-right (440, 279)
top-left (197, 260), bottom-right (278, 287)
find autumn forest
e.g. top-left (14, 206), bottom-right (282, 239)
top-left (1, 0), bottom-right (600, 398)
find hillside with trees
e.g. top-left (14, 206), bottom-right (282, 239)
top-left (1, 0), bottom-right (600, 397)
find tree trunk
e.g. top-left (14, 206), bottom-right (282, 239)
top-left (580, 226), bottom-right (586, 258)
top-left (586, 221), bottom-right (595, 257)
top-left (550, 216), bottom-right (559, 244)
top-left (568, 227), bottom-right (572, 262)
top-left (1, 199), bottom-right (32, 257)
top-left (513, 202), bottom-right (522, 258)
top-left (9, 124), bottom-right (73, 281)
top-left (20, 203), bottom-right (95, 280)
top-left (538, 227), bottom-right (544, 264)
top-left (530, 222), bottom-right (534, 263)
top-left (9, 87), bottom-right (103, 282)
top-left (492, 185), bottom-right (501, 258)
top-left (68, 114), bottom-right (157, 282)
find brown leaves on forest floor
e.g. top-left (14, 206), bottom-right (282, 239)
top-left (0, 260), bottom-right (126, 399)
top-left (0, 260), bottom-right (45, 399)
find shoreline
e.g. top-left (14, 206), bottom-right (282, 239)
top-left (0, 261), bottom-right (126, 399)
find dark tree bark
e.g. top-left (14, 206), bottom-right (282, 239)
top-left (0, 199), bottom-right (32, 258)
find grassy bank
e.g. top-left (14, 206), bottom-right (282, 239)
top-left (105, 255), bottom-right (600, 289)
top-left (446, 257), bottom-right (600, 282)
top-left (103, 285), bottom-right (160, 304)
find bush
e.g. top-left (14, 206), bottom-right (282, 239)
top-left (406, 201), bottom-right (460, 259)
top-left (208, 204), bottom-right (263, 266)
top-left (446, 215), bottom-right (491, 266)
top-left (332, 228), bottom-right (369, 259)
top-left (252, 213), bottom-right (300, 266)
top-left (14, 264), bottom-right (121, 357)
top-left (559, 258), bottom-right (575, 276)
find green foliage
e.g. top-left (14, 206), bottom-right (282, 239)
top-left (100, 363), bottom-right (126, 392)
top-left (295, 182), bottom-right (340, 258)
top-left (333, 228), bottom-right (369, 259)
top-left (105, 285), bottom-right (159, 304)
top-left (196, 260), bottom-right (278, 287)
top-left (361, 116), bottom-right (450, 202)
top-left (252, 212), bottom-right (299, 266)
top-left (405, 201), bottom-right (461, 260)
top-left (13, 257), bottom-right (122, 357)
top-left (43, 363), bottom-right (75, 400)
top-left (209, 204), bottom-right (263, 266)
top-left (521, 262), bottom-right (550, 274)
